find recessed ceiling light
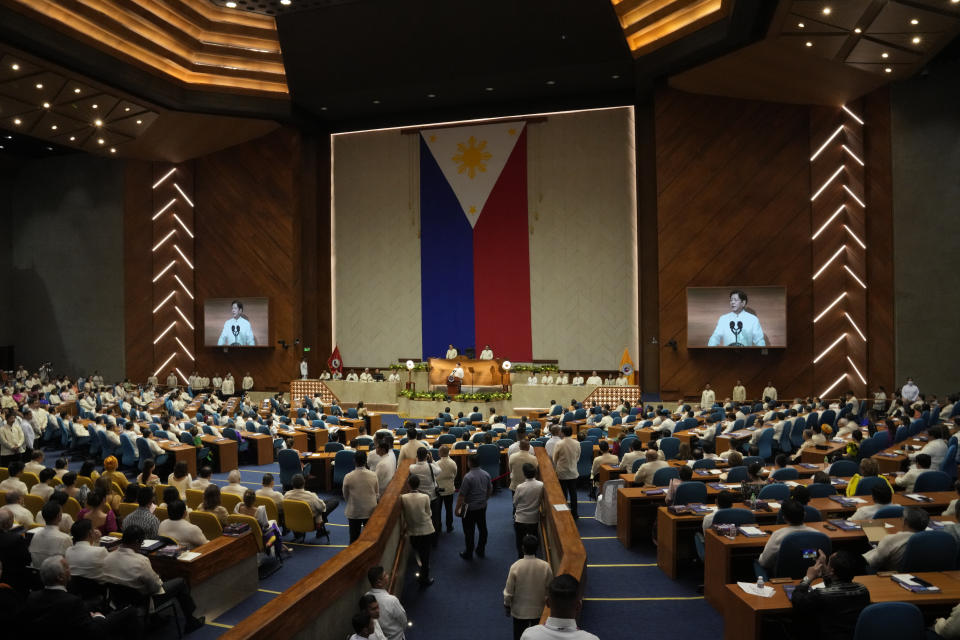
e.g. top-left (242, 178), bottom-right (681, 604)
top-left (822, 7), bottom-right (831, 15)
top-left (92, 104), bottom-right (98, 109)
top-left (798, 22), bottom-right (805, 28)
top-left (320, 107), bottom-right (327, 111)
top-left (910, 18), bottom-right (918, 25)
top-left (884, 67), bottom-right (892, 73)
top-left (97, 138), bottom-right (105, 144)
top-left (611, 74), bottom-right (620, 79)
top-left (805, 41), bottom-right (813, 47)
top-left (42, 102), bottom-right (50, 108)
top-left (912, 36), bottom-right (921, 44)
top-left (46, 146), bottom-right (52, 151)
top-left (854, 27), bottom-right (862, 33)
top-left (280, 0), bottom-right (291, 4)
top-left (94, 119), bottom-right (103, 126)
top-left (136, 119), bottom-right (142, 124)
top-left (74, 87), bottom-right (81, 94)
top-left (124, 107), bottom-right (130, 111)
top-left (485, 87), bottom-right (494, 91)
top-left (4, 135), bottom-right (10, 139)
top-left (13, 118), bottom-right (21, 125)
top-left (69, 136), bottom-right (76, 141)
top-left (0, 145), bottom-right (3, 149)
top-left (372, 99), bottom-right (380, 104)
top-left (10, 63), bottom-right (19, 71)
top-left (110, 148), bottom-right (116, 153)
top-left (35, 83), bottom-right (43, 89)
top-left (50, 124), bottom-right (57, 130)
top-left (545, 80), bottom-right (556, 86)
top-left (226, 1), bottom-right (236, 6)
top-left (881, 52), bottom-right (889, 58)
top-left (427, 93), bottom-right (436, 98)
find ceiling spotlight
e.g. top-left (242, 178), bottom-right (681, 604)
top-left (46, 146), bottom-right (52, 151)
top-left (124, 107), bottom-right (130, 111)
top-left (110, 147), bottom-right (116, 153)
top-left (226, 1), bottom-right (236, 6)
top-left (74, 87), bottom-right (81, 94)
top-left (13, 118), bottom-right (21, 125)
top-left (910, 18), bottom-right (918, 25)
top-left (92, 104), bottom-right (98, 109)
top-left (822, 7), bottom-right (831, 15)
top-left (372, 99), bottom-right (380, 104)
top-left (5, 135), bottom-right (11, 139)
top-left (320, 106), bottom-right (327, 111)
top-left (611, 74), bottom-right (620, 79)
top-left (0, 145), bottom-right (3, 149)
top-left (280, 0), bottom-right (291, 4)
top-left (35, 83), bottom-right (43, 89)
top-left (42, 102), bottom-right (50, 108)
top-left (805, 41), bottom-right (813, 47)
top-left (427, 93), bottom-right (436, 98)
top-left (136, 119), bottom-right (142, 124)
top-left (854, 27), bottom-right (862, 33)
top-left (94, 119), bottom-right (103, 126)
top-left (69, 136), bottom-right (76, 141)
top-left (798, 22), bottom-right (805, 28)
top-left (881, 52), bottom-right (889, 58)
top-left (485, 87), bottom-right (494, 91)
top-left (10, 63), bottom-right (19, 71)
top-left (545, 80), bottom-right (556, 85)
top-left (884, 67), bottom-right (892, 73)
top-left (50, 124), bottom-right (57, 130)
top-left (912, 36), bottom-right (921, 44)
top-left (97, 138), bottom-right (105, 144)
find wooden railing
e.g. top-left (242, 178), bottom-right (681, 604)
top-left (534, 447), bottom-right (588, 622)
top-left (222, 460), bottom-right (411, 640)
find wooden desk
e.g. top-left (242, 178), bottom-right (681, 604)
top-left (201, 435), bottom-right (238, 473)
top-left (723, 572), bottom-right (960, 640)
top-left (703, 515), bottom-right (956, 609)
top-left (278, 428), bottom-right (308, 452)
top-left (800, 440), bottom-right (847, 464)
top-left (245, 433), bottom-right (274, 465)
top-left (294, 426), bottom-right (329, 452)
top-left (513, 408), bottom-right (549, 419)
top-left (158, 440), bottom-right (197, 477)
top-left (302, 452), bottom-right (337, 491)
top-left (873, 434), bottom-right (928, 474)
top-left (367, 414), bottom-right (382, 431)
top-left (151, 532), bottom-right (259, 620)
top-left (716, 430), bottom-right (753, 454)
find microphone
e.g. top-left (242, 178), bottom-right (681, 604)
top-left (729, 320), bottom-right (744, 347)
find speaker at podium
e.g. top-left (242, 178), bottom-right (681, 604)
top-left (446, 374), bottom-right (461, 396)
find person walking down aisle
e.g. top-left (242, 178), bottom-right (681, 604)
top-left (457, 454), bottom-right (492, 560)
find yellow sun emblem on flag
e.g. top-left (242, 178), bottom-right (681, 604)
top-left (452, 136), bottom-right (491, 179)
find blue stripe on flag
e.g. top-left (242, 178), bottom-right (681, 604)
top-left (419, 137), bottom-right (475, 360)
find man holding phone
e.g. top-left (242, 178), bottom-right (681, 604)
top-left (791, 550), bottom-right (870, 640)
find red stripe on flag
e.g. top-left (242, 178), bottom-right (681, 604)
top-left (472, 128), bottom-right (532, 361)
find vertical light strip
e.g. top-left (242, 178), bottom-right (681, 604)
top-left (843, 265), bottom-right (867, 289)
top-left (811, 204), bottom-right (845, 240)
top-left (152, 290), bottom-right (175, 314)
top-left (842, 184), bottom-right (866, 208)
top-left (175, 367), bottom-right (190, 384)
top-left (811, 165), bottom-right (845, 201)
top-left (843, 224), bottom-right (867, 249)
top-left (173, 183), bottom-right (194, 207)
top-left (172, 213), bottom-right (194, 238)
top-left (813, 292), bottom-right (847, 324)
top-left (844, 312), bottom-right (867, 342)
top-left (153, 353), bottom-right (176, 377)
top-left (810, 125), bottom-right (844, 162)
top-left (813, 333), bottom-right (847, 364)
top-left (153, 321), bottom-right (176, 344)
top-left (152, 260), bottom-right (176, 282)
top-left (173, 274), bottom-right (194, 298)
top-left (173, 245), bottom-right (194, 269)
top-left (152, 167), bottom-right (177, 189)
top-left (175, 337), bottom-right (195, 361)
top-left (841, 105), bottom-right (865, 125)
top-left (152, 198), bottom-right (176, 220)
top-left (820, 373), bottom-right (848, 398)
top-left (174, 306), bottom-right (195, 330)
top-left (812, 245), bottom-right (846, 280)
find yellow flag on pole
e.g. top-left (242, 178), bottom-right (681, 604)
top-left (619, 348), bottom-right (636, 386)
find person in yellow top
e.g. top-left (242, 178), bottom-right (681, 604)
top-left (845, 458), bottom-right (893, 497)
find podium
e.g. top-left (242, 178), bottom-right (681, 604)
top-left (446, 376), bottom-right (462, 396)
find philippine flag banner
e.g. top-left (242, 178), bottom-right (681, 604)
top-left (419, 122), bottom-right (532, 361)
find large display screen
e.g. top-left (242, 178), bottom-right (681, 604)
top-left (687, 287), bottom-right (786, 348)
top-left (203, 298), bottom-right (269, 347)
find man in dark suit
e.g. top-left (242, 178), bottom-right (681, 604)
top-left (0, 510), bottom-right (31, 592)
top-left (24, 555), bottom-right (137, 639)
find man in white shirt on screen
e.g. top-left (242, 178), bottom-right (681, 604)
top-left (707, 290), bottom-right (766, 347)
top-left (479, 345), bottom-right (494, 360)
top-left (218, 300), bottom-right (256, 346)
top-left (445, 344), bottom-right (458, 359)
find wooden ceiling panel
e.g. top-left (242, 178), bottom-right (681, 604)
top-left (845, 37), bottom-right (923, 64)
top-left (866, 1), bottom-right (960, 35)
top-left (784, 13), bottom-right (848, 33)
top-left (778, 32), bottom-right (849, 58)
top-left (790, 0), bottom-right (873, 30)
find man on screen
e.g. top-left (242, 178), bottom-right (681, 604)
top-left (707, 290), bottom-right (766, 347)
top-left (217, 300), bottom-right (256, 346)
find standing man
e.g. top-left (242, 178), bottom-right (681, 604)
top-left (873, 386), bottom-right (887, 412)
top-left (762, 381), bottom-right (778, 403)
top-left (452, 362), bottom-right (465, 387)
top-left (519, 574), bottom-right (598, 640)
top-left (512, 464), bottom-right (543, 559)
top-left (479, 345), bottom-right (494, 360)
top-left (552, 425), bottom-right (581, 519)
top-left (343, 451), bottom-right (380, 543)
top-left (0, 413), bottom-right (25, 466)
top-left (242, 372), bottom-right (254, 393)
top-left (435, 445), bottom-right (457, 533)
top-left (221, 373), bottom-right (235, 398)
top-left (445, 344), bottom-right (458, 360)
top-left (409, 448), bottom-right (442, 543)
top-left (401, 475), bottom-right (435, 587)
top-left (300, 358), bottom-right (309, 380)
top-left (504, 535), bottom-right (553, 640)
top-left (700, 384), bottom-right (716, 409)
top-left (901, 377), bottom-right (920, 405)
top-left (457, 454), bottom-right (492, 560)
top-left (732, 380), bottom-right (746, 403)
top-left (365, 566), bottom-right (407, 640)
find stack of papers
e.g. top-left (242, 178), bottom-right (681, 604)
top-left (737, 582), bottom-right (775, 597)
top-left (738, 526), bottom-right (768, 537)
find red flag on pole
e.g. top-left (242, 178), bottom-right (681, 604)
top-left (327, 346), bottom-right (343, 375)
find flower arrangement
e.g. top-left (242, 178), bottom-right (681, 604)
top-left (389, 362), bottom-right (430, 371)
top-left (508, 364), bottom-right (559, 373)
top-left (453, 391), bottom-right (512, 402)
top-left (399, 389), bottom-right (446, 400)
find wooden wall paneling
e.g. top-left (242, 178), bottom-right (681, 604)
top-left (635, 93), bottom-right (660, 396)
top-left (123, 160), bottom-right (154, 383)
top-left (313, 133), bottom-right (333, 371)
top-left (862, 88), bottom-right (895, 392)
top-left (151, 162), bottom-right (196, 385)
top-left (655, 88), bottom-right (814, 401)
top-left (192, 128), bottom-right (301, 390)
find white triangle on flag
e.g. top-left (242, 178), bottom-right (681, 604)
top-left (421, 122), bottom-right (525, 228)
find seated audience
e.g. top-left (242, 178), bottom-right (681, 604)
top-left (863, 507), bottom-right (929, 571)
top-left (757, 500), bottom-right (816, 571)
top-left (158, 500), bottom-right (208, 550)
top-left (791, 550), bottom-right (869, 640)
